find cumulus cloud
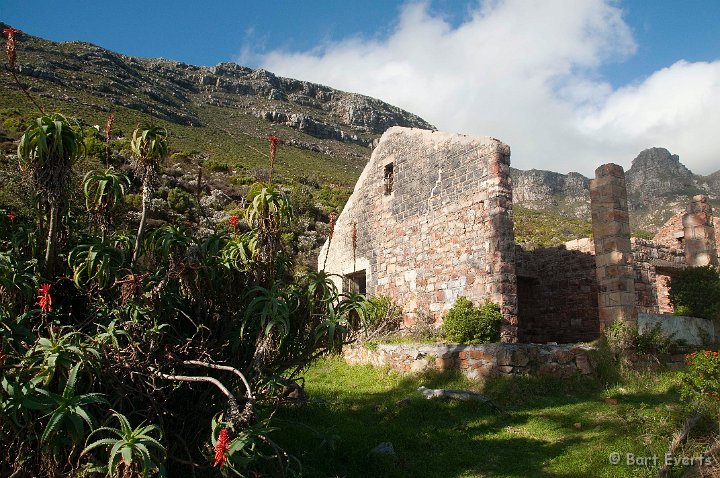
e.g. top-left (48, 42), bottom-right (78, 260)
top-left (245, 0), bottom-right (720, 175)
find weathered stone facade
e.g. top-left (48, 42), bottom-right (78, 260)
top-left (319, 127), bottom-right (518, 340)
top-left (322, 127), bottom-right (718, 345)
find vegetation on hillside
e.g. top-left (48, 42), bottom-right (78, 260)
top-left (0, 31), bottom-right (370, 473)
top-left (513, 205), bottom-right (593, 247)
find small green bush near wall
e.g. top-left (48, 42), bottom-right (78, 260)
top-left (669, 265), bottom-right (720, 320)
top-left (442, 296), bottom-right (501, 344)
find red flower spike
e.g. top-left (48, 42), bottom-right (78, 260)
top-left (36, 283), bottom-right (52, 313)
top-left (214, 428), bottom-right (231, 468)
top-left (3, 26), bottom-right (19, 69)
top-left (229, 215), bottom-right (239, 232)
top-left (7, 211), bottom-right (15, 222)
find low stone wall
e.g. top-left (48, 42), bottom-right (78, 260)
top-left (638, 313), bottom-right (717, 346)
top-left (344, 342), bottom-right (597, 379)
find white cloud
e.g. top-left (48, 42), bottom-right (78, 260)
top-left (245, 0), bottom-right (720, 176)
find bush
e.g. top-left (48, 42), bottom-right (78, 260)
top-left (442, 297), bottom-right (501, 344)
top-left (167, 187), bottom-right (194, 213)
top-left (680, 350), bottom-right (720, 413)
top-left (364, 295), bottom-right (401, 336)
top-left (669, 266), bottom-right (720, 319)
top-left (604, 320), bottom-right (680, 358)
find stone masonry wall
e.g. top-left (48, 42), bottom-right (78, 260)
top-left (631, 238), bottom-right (686, 314)
top-left (319, 127), bottom-right (518, 341)
top-left (590, 164), bottom-right (637, 329)
top-left (516, 245), bottom-right (599, 343)
top-left (344, 343), bottom-right (597, 379)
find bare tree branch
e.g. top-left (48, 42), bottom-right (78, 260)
top-left (182, 360), bottom-right (254, 400)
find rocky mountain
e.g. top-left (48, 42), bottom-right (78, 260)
top-left (0, 22), bottom-right (433, 176)
top-left (512, 147), bottom-right (720, 233)
top-left (2, 24), bottom-right (716, 239)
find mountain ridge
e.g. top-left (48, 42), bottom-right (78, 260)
top-left (2, 23), bottom-right (717, 237)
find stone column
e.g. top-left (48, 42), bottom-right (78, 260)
top-left (682, 195), bottom-right (718, 266)
top-left (589, 164), bottom-right (637, 330)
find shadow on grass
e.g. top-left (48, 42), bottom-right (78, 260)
top-left (268, 362), bottom-right (685, 478)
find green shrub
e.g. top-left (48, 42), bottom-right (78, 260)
top-left (669, 266), bottom-right (720, 319)
top-left (167, 187), bottom-right (194, 213)
top-left (442, 297), bottom-right (501, 344)
top-left (680, 350), bottom-right (720, 413)
top-left (205, 159), bottom-right (230, 172)
top-left (230, 175), bottom-right (256, 186)
top-left (364, 295), bottom-right (402, 333)
top-left (604, 320), bottom-right (680, 358)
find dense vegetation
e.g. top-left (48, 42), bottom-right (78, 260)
top-left (0, 89), bottom-right (368, 476)
top-left (669, 265), bottom-right (720, 320)
top-left (512, 205), bottom-right (593, 248)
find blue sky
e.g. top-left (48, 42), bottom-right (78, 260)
top-left (1, 0), bottom-right (719, 175)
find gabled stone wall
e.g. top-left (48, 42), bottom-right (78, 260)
top-left (319, 127), bottom-right (518, 341)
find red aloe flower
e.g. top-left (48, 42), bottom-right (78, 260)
top-left (36, 283), bottom-right (52, 313)
top-left (214, 428), bottom-right (231, 468)
top-left (3, 26), bottom-right (19, 69)
top-left (229, 215), bottom-right (239, 232)
top-left (7, 211), bottom-right (16, 222)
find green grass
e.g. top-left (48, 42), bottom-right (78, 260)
top-left (272, 357), bottom-right (713, 478)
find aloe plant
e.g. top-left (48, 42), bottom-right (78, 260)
top-left (83, 167), bottom-right (130, 241)
top-left (82, 410), bottom-right (166, 478)
top-left (130, 126), bottom-right (168, 266)
top-left (68, 239), bottom-right (125, 290)
top-left (17, 113), bottom-right (84, 272)
top-left (41, 363), bottom-right (108, 446)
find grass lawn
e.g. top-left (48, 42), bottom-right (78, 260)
top-left (272, 357), bottom-right (715, 478)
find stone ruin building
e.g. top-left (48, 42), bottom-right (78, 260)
top-left (319, 127), bottom-right (718, 344)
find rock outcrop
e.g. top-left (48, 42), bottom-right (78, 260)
top-left (512, 147), bottom-right (719, 233)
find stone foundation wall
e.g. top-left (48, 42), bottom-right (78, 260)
top-left (516, 246), bottom-right (599, 343)
top-left (344, 342), bottom-right (597, 379)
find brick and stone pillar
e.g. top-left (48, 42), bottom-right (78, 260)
top-left (682, 195), bottom-right (718, 266)
top-left (589, 164), bottom-right (637, 330)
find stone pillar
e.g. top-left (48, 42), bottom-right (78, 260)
top-left (589, 164), bottom-right (637, 330)
top-left (682, 195), bottom-right (718, 266)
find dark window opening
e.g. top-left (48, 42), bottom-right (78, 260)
top-left (384, 163), bottom-right (394, 195)
top-left (344, 270), bottom-right (367, 295)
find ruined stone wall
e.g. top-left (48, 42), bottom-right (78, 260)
top-left (319, 127), bottom-right (518, 341)
top-left (344, 342), bottom-right (597, 379)
top-left (590, 164), bottom-right (637, 329)
top-left (516, 246), bottom-right (599, 343)
top-left (631, 238), bottom-right (686, 314)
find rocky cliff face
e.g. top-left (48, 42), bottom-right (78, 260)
top-left (512, 147), bottom-right (720, 233)
top-left (511, 168), bottom-right (590, 218)
top-left (1, 23), bottom-right (434, 148)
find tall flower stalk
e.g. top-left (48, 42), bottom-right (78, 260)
top-left (268, 135), bottom-right (279, 184)
top-left (3, 26), bottom-right (45, 114)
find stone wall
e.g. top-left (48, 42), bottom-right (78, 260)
top-left (344, 342), bottom-right (597, 379)
top-left (631, 238), bottom-right (686, 314)
top-left (589, 164), bottom-right (637, 329)
top-left (516, 246), bottom-right (599, 343)
top-left (320, 127), bottom-right (518, 341)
